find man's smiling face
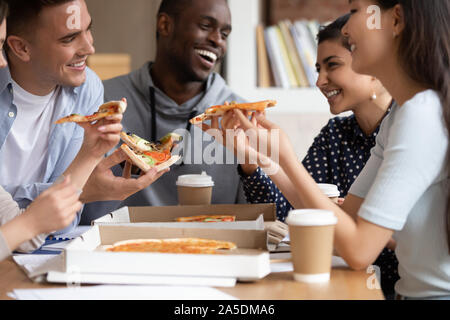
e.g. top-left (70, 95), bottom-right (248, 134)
top-left (27, 0), bottom-right (95, 89)
top-left (164, 0), bottom-right (232, 82)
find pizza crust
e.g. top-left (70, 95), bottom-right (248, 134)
top-left (99, 100), bottom-right (127, 114)
top-left (120, 132), bottom-right (152, 153)
top-left (155, 154), bottom-right (181, 172)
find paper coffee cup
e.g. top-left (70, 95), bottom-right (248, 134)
top-left (286, 210), bottom-right (338, 283)
top-left (176, 172), bottom-right (214, 206)
top-left (318, 184), bottom-right (340, 203)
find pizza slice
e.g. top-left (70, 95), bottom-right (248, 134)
top-left (190, 100), bottom-right (277, 124)
top-left (176, 215), bottom-right (236, 222)
top-left (106, 238), bottom-right (237, 254)
top-left (120, 132), bottom-right (182, 173)
top-left (55, 99), bottom-right (128, 124)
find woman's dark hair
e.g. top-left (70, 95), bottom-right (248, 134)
top-left (376, 0), bottom-right (450, 253)
top-left (317, 13), bottom-right (351, 51)
top-left (0, 0), bottom-right (8, 24)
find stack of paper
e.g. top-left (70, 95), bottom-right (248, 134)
top-left (8, 285), bottom-right (238, 300)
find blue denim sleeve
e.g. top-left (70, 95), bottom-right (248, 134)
top-left (38, 70), bottom-right (105, 234)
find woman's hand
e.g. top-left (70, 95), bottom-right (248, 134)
top-left (23, 176), bottom-right (82, 235)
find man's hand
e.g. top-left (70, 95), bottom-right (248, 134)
top-left (76, 113), bottom-right (123, 160)
top-left (79, 149), bottom-right (168, 203)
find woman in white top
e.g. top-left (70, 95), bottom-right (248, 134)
top-left (204, 0), bottom-right (450, 299)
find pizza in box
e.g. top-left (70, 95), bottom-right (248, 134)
top-left (105, 238), bottom-right (237, 255)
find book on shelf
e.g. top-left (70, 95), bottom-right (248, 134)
top-left (257, 19), bottom-right (320, 89)
top-left (278, 20), bottom-right (309, 87)
top-left (293, 20), bottom-right (319, 87)
top-left (256, 24), bottom-right (272, 88)
top-left (274, 26), bottom-right (300, 88)
top-left (265, 26), bottom-right (290, 88)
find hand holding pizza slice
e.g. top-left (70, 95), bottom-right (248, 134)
top-left (120, 132), bottom-right (183, 173)
top-left (189, 100), bottom-right (277, 124)
top-left (55, 99), bottom-right (128, 124)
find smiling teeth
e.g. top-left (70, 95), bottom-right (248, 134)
top-left (195, 49), bottom-right (218, 63)
top-left (326, 90), bottom-right (341, 98)
top-left (70, 61), bottom-right (85, 67)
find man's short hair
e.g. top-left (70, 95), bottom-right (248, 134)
top-left (0, 0), bottom-right (8, 23)
top-left (5, 0), bottom-right (73, 37)
top-left (157, 0), bottom-right (192, 18)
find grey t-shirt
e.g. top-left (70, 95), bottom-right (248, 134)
top-left (102, 62), bottom-right (246, 209)
top-left (349, 90), bottom-right (450, 298)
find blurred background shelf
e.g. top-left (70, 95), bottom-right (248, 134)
top-left (226, 0), bottom-right (347, 115)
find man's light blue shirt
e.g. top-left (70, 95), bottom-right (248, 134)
top-left (0, 66), bottom-right (104, 233)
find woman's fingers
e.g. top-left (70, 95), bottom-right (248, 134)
top-left (233, 109), bottom-right (255, 131)
top-left (211, 116), bottom-right (220, 130)
top-left (254, 112), bottom-right (278, 130)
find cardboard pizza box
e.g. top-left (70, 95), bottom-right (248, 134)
top-left (92, 203), bottom-right (277, 226)
top-left (56, 225), bottom-right (271, 284)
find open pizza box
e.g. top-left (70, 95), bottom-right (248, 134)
top-left (46, 224), bottom-right (271, 286)
top-left (92, 204), bottom-right (277, 231)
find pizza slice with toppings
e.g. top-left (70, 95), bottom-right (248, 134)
top-left (55, 99), bottom-right (127, 124)
top-left (176, 215), bottom-right (236, 222)
top-left (106, 238), bottom-right (237, 254)
top-left (120, 132), bottom-right (182, 173)
top-left (190, 100), bottom-right (277, 124)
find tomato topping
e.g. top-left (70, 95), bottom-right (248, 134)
top-left (144, 151), bottom-right (170, 164)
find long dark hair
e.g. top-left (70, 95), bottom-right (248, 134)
top-left (376, 0), bottom-right (450, 252)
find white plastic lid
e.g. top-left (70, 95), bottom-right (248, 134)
top-left (286, 210), bottom-right (338, 227)
top-left (176, 171), bottom-right (215, 188)
top-left (318, 184), bottom-right (340, 198)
